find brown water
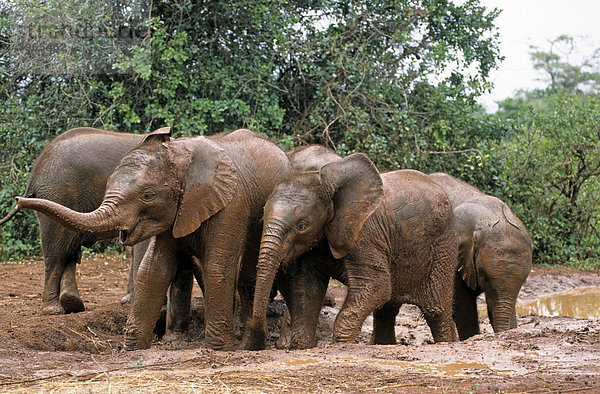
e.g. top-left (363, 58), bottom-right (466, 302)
top-left (515, 287), bottom-right (600, 319)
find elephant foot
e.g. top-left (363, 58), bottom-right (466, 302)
top-left (241, 328), bottom-right (266, 351)
top-left (42, 299), bottom-right (65, 315)
top-left (59, 291), bottom-right (85, 314)
top-left (124, 326), bottom-right (152, 351)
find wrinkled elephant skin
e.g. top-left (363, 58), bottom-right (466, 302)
top-left (245, 149), bottom-right (459, 350)
top-left (429, 172), bottom-right (533, 340)
top-left (17, 128), bottom-right (290, 351)
top-left (2, 128), bottom-right (147, 315)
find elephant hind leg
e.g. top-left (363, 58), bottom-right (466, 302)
top-left (371, 305), bottom-right (400, 345)
top-left (59, 254), bottom-right (85, 314)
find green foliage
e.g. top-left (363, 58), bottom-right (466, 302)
top-left (493, 92), bottom-right (600, 267)
top-left (1, 0), bottom-right (503, 259)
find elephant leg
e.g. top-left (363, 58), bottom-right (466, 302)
top-left (59, 253), bottom-right (85, 314)
top-left (282, 269), bottom-right (329, 350)
top-left (200, 230), bottom-right (245, 351)
top-left (39, 216), bottom-right (83, 315)
top-left (122, 239), bottom-right (151, 305)
top-left (125, 234), bottom-right (178, 350)
top-left (236, 281), bottom-right (255, 339)
top-left (453, 276), bottom-right (480, 340)
top-left (371, 305), bottom-right (400, 345)
top-left (166, 256), bottom-right (194, 334)
top-left (333, 255), bottom-right (392, 344)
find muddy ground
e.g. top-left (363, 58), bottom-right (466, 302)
top-left (0, 254), bottom-right (599, 393)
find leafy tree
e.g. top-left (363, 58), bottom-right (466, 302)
top-left (493, 36), bottom-right (600, 267)
top-left (0, 0), bottom-right (502, 259)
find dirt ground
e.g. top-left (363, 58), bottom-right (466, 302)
top-left (0, 254), bottom-right (599, 393)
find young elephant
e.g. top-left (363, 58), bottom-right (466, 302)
top-left (17, 128), bottom-right (291, 350)
top-left (244, 153), bottom-right (459, 350)
top-left (429, 173), bottom-right (533, 339)
top-left (0, 127), bottom-right (146, 315)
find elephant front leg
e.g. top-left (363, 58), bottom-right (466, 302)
top-left (333, 258), bottom-right (392, 344)
top-left (453, 276), bottom-right (480, 340)
top-left (200, 237), bottom-right (243, 351)
top-left (281, 269), bottom-right (329, 350)
top-left (125, 234), bottom-right (178, 350)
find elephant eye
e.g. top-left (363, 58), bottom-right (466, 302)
top-left (141, 190), bottom-right (156, 203)
top-left (296, 219), bottom-right (309, 232)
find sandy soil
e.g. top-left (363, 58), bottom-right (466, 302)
top-left (0, 254), bottom-right (599, 393)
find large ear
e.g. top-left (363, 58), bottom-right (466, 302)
top-left (319, 153), bottom-right (383, 259)
top-left (172, 137), bottom-right (238, 238)
top-left (454, 203), bottom-right (479, 290)
top-left (140, 127), bottom-right (172, 146)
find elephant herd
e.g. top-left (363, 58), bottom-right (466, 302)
top-left (2, 127), bottom-right (533, 352)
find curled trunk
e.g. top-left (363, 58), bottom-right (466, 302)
top-left (16, 197), bottom-right (122, 233)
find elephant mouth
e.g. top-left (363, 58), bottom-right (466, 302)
top-left (119, 230), bottom-right (132, 245)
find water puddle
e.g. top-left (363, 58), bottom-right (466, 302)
top-left (515, 287), bottom-right (600, 319)
top-left (352, 358), bottom-right (510, 376)
top-left (283, 358), bottom-right (321, 366)
top-left (479, 287), bottom-right (600, 319)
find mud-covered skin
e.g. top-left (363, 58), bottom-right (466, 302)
top-left (17, 128), bottom-right (291, 351)
top-left (2, 128), bottom-right (145, 315)
top-left (245, 151), bottom-right (458, 350)
top-left (429, 172), bottom-right (533, 339)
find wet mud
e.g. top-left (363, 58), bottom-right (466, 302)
top-left (1, 255), bottom-right (599, 392)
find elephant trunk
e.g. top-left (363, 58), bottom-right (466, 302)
top-left (487, 298), bottom-right (517, 333)
top-left (243, 219), bottom-right (288, 350)
top-left (16, 196), bottom-right (124, 234)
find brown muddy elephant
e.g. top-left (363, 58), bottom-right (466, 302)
top-left (0, 127), bottom-right (150, 315)
top-left (17, 128), bottom-right (290, 350)
top-left (429, 172), bottom-right (533, 340)
top-left (243, 151), bottom-right (458, 350)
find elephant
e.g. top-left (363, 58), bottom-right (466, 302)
top-left (243, 150), bottom-right (459, 350)
top-left (429, 172), bottom-right (533, 339)
top-left (0, 127), bottom-right (149, 315)
top-left (17, 127), bottom-right (291, 350)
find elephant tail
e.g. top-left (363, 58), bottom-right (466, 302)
top-left (0, 205), bottom-right (19, 226)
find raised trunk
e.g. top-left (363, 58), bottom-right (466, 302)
top-left (243, 220), bottom-right (288, 350)
top-left (16, 197), bottom-right (123, 233)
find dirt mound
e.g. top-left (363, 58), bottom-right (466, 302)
top-left (1, 256), bottom-right (600, 392)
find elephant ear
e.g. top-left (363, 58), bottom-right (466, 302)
top-left (172, 137), bottom-right (238, 238)
top-left (454, 204), bottom-right (478, 290)
top-left (319, 153), bottom-right (383, 259)
top-left (140, 127), bottom-right (172, 145)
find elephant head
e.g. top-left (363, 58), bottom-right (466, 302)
top-left (454, 195), bottom-right (532, 333)
top-left (16, 127), bottom-right (238, 244)
top-left (245, 153), bottom-right (383, 349)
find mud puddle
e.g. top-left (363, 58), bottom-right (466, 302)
top-left (1, 258), bottom-right (600, 392)
top-left (516, 286), bottom-right (600, 319)
top-left (479, 286), bottom-right (600, 320)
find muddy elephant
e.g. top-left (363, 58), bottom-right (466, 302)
top-left (429, 172), bottom-right (533, 340)
top-left (17, 128), bottom-right (290, 350)
top-left (0, 127), bottom-right (153, 315)
top-left (243, 151), bottom-right (458, 350)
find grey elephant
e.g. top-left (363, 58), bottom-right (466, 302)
top-left (243, 149), bottom-right (458, 350)
top-left (429, 172), bottom-right (533, 339)
top-left (17, 128), bottom-right (290, 350)
top-left (0, 127), bottom-right (152, 315)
